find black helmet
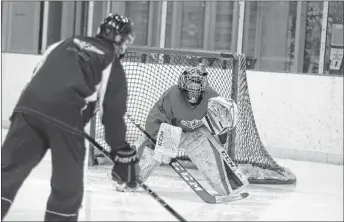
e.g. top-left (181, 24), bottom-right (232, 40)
top-left (96, 13), bottom-right (135, 46)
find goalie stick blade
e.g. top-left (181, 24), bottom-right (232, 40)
top-left (215, 192), bottom-right (249, 204)
top-left (169, 160), bottom-right (249, 204)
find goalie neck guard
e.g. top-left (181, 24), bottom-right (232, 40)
top-left (178, 64), bottom-right (208, 104)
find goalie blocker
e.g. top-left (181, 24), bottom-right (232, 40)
top-left (153, 123), bottom-right (182, 164)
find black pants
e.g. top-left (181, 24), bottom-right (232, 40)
top-left (1, 113), bottom-right (85, 221)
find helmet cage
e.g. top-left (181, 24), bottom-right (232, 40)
top-left (178, 67), bottom-right (208, 93)
top-left (178, 66), bottom-right (208, 103)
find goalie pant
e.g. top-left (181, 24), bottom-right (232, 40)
top-left (135, 126), bottom-right (246, 196)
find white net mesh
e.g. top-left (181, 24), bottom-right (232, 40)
top-left (90, 47), bottom-right (296, 184)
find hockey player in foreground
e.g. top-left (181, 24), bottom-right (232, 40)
top-left (1, 13), bottom-right (139, 221)
top-left (114, 64), bottom-right (249, 196)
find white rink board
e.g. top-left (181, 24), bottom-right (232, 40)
top-left (1, 142), bottom-right (343, 221)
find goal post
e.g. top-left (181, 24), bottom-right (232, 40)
top-left (88, 46), bottom-right (296, 185)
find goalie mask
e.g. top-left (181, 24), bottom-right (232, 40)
top-left (178, 64), bottom-right (208, 104)
top-left (96, 13), bottom-right (135, 59)
top-left (202, 97), bottom-right (239, 135)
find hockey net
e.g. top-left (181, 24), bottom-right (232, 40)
top-left (89, 46), bottom-right (296, 184)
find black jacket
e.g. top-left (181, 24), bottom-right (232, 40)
top-left (14, 36), bottom-right (129, 151)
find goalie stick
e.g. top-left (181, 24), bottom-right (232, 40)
top-left (215, 137), bottom-right (249, 187)
top-left (126, 114), bottom-right (249, 204)
top-left (84, 133), bottom-right (187, 222)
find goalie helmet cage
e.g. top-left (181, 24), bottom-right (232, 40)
top-left (89, 46), bottom-right (296, 184)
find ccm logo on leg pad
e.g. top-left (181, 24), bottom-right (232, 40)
top-left (158, 131), bottom-right (164, 146)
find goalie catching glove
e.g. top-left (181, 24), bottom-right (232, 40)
top-left (110, 144), bottom-right (139, 192)
top-left (202, 96), bottom-right (238, 136)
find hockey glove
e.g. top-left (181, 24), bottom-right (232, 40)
top-left (110, 145), bottom-right (139, 191)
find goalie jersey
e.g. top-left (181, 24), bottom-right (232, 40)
top-left (145, 85), bottom-right (219, 138)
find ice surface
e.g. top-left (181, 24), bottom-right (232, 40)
top-left (2, 150), bottom-right (343, 221)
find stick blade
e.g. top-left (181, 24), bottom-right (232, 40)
top-left (215, 192), bottom-right (249, 204)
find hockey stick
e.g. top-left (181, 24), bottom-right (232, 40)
top-left (214, 138), bottom-right (250, 187)
top-left (83, 132), bottom-right (187, 222)
top-left (126, 114), bottom-right (249, 204)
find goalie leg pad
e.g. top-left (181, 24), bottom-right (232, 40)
top-left (181, 127), bottom-right (248, 195)
top-left (136, 136), bottom-right (161, 183)
top-left (200, 127), bottom-right (249, 193)
top-left (180, 128), bottom-right (233, 195)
